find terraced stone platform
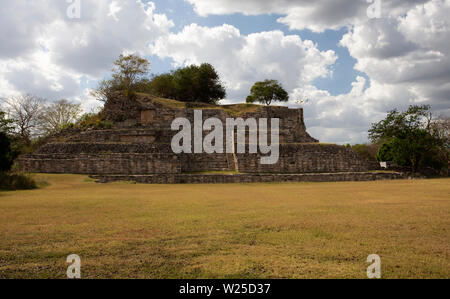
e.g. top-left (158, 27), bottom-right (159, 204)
top-left (17, 93), bottom-right (401, 184)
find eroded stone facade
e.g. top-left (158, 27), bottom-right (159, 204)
top-left (17, 93), bottom-right (387, 183)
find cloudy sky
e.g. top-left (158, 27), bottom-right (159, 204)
top-left (0, 0), bottom-right (449, 144)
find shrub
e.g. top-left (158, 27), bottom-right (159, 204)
top-left (352, 143), bottom-right (380, 162)
top-left (75, 110), bottom-right (113, 130)
top-left (0, 173), bottom-right (38, 191)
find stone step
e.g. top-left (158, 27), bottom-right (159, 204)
top-left (91, 172), bottom-right (406, 184)
top-left (36, 142), bottom-right (170, 154)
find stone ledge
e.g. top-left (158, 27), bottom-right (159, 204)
top-left (90, 172), bottom-right (406, 184)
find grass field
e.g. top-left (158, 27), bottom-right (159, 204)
top-left (0, 174), bottom-right (449, 279)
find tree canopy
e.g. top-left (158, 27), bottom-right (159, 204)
top-left (0, 132), bottom-right (15, 173)
top-left (91, 55), bottom-right (226, 105)
top-left (0, 111), bottom-right (13, 134)
top-left (149, 63), bottom-right (226, 104)
top-left (369, 105), bottom-right (448, 173)
top-left (0, 111), bottom-right (17, 173)
top-left (246, 80), bottom-right (289, 106)
top-left (147, 73), bottom-right (176, 100)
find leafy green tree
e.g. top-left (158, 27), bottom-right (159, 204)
top-left (194, 63), bottom-right (227, 104)
top-left (370, 105), bottom-right (447, 173)
top-left (246, 80), bottom-right (289, 106)
top-left (148, 73), bottom-right (177, 99)
top-left (148, 63), bottom-right (226, 104)
top-left (172, 63), bottom-right (226, 104)
top-left (0, 111), bottom-right (17, 173)
top-left (0, 132), bottom-right (15, 173)
top-left (0, 111), bottom-right (13, 134)
top-left (369, 105), bottom-right (433, 141)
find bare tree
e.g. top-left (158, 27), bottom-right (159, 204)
top-left (90, 54), bottom-right (151, 102)
top-left (39, 99), bottom-right (83, 134)
top-left (3, 94), bottom-right (46, 144)
top-left (431, 116), bottom-right (450, 148)
top-left (90, 79), bottom-right (117, 103)
top-left (112, 54), bottom-right (150, 94)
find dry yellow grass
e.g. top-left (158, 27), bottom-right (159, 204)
top-left (0, 174), bottom-right (449, 279)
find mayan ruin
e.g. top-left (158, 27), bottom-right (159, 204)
top-left (17, 93), bottom-right (404, 184)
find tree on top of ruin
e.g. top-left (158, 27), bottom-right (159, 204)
top-left (246, 80), bottom-right (289, 106)
top-left (112, 54), bottom-right (150, 94)
top-left (91, 54), bottom-right (151, 101)
top-left (148, 63), bottom-right (227, 105)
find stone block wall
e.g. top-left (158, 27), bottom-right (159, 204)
top-left (17, 153), bottom-right (180, 175)
top-left (104, 93), bottom-right (318, 144)
top-left (236, 144), bottom-right (370, 173)
top-left (20, 142), bottom-right (371, 175)
top-left (180, 153), bottom-right (235, 172)
top-left (64, 129), bottom-right (174, 144)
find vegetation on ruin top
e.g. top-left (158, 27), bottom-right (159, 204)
top-left (137, 92), bottom-right (266, 116)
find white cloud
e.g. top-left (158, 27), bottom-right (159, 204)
top-left (1, 0), bottom-right (449, 145)
top-left (0, 0), bottom-right (173, 106)
top-left (183, 0), bottom-right (450, 143)
top-left (42, 0), bottom-right (173, 77)
top-left (151, 24), bottom-right (337, 101)
top-left (290, 0), bottom-right (450, 143)
top-left (341, 0), bottom-right (450, 110)
top-left (108, 1), bottom-right (123, 22)
top-left (186, 0), bottom-right (430, 32)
